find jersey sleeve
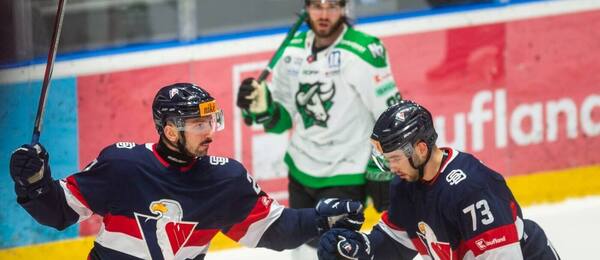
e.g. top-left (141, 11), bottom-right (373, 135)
top-left (62, 157), bottom-right (116, 219)
top-left (367, 179), bottom-right (419, 259)
top-left (342, 39), bottom-right (401, 120)
top-left (454, 188), bottom-right (524, 259)
top-left (17, 148), bottom-right (117, 230)
top-left (219, 167), bottom-right (286, 248)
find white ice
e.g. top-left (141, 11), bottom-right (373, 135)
top-left (207, 195), bottom-right (600, 259)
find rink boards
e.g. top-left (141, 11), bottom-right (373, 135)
top-left (0, 0), bottom-right (599, 257)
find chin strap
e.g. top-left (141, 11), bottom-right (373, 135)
top-left (408, 143), bottom-right (434, 181)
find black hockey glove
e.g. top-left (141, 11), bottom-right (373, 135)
top-left (236, 77), bottom-right (274, 125)
top-left (10, 144), bottom-right (53, 199)
top-left (236, 77), bottom-right (256, 110)
top-left (315, 198), bottom-right (364, 235)
top-left (318, 228), bottom-right (373, 260)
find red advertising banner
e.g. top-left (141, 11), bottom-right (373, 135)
top-left (76, 10), bottom-right (600, 235)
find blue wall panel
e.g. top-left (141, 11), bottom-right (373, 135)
top-left (0, 78), bottom-right (79, 248)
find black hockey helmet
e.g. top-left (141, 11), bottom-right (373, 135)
top-left (370, 100), bottom-right (437, 174)
top-left (152, 83), bottom-right (224, 135)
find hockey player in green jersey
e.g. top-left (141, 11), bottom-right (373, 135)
top-left (236, 0), bottom-right (401, 258)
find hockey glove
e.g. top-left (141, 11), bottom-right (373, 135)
top-left (318, 228), bottom-right (373, 260)
top-left (315, 198), bottom-right (364, 234)
top-left (10, 144), bottom-right (52, 199)
top-left (236, 77), bottom-right (273, 116)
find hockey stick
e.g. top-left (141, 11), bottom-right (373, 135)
top-left (243, 9), bottom-right (308, 125)
top-left (31, 0), bottom-right (67, 144)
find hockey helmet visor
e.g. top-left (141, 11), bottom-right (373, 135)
top-left (174, 100), bottom-right (224, 134)
top-left (370, 139), bottom-right (415, 172)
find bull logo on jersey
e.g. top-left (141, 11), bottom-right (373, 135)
top-left (135, 199), bottom-right (198, 260)
top-left (295, 82), bottom-right (336, 128)
top-left (416, 221), bottom-right (454, 260)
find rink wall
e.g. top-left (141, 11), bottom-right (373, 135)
top-left (0, 0), bottom-right (599, 257)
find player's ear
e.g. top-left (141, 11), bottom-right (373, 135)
top-left (163, 123), bottom-right (179, 143)
top-left (415, 141), bottom-right (428, 156)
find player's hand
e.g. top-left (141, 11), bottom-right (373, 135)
top-left (10, 143), bottom-right (52, 199)
top-left (315, 198), bottom-right (364, 234)
top-left (318, 228), bottom-right (372, 260)
top-left (236, 77), bottom-right (271, 114)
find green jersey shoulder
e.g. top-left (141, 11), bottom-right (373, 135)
top-left (336, 28), bottom-right (388, 68)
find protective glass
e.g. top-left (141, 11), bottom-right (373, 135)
top-left (370, 141), bottom-right (414, 172)
top-left (177, 109), bottom-right (224, 134)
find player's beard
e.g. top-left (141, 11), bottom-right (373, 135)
top-left (309, 16), bottom-right (345, 38)
top-left (186, 138), bottom-right (212, 157)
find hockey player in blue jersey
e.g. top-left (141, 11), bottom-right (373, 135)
top-left (317, 100), bottom-right (560, 260)
top-left (9, 83), bottom-right (364, 260)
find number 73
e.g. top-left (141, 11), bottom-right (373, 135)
top-left (462, 199), bottom-right (495, 231)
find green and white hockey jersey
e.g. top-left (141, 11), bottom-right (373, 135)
top-left (262, 25), bottom-right (401, 188)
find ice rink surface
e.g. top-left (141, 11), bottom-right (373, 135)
top-left (207, 196), bottom-right (600, 259)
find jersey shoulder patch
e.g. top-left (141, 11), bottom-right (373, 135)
top-left (335, 28), bottom-right (387, 68)
top-left (97, 142), bottom-right (144, 162)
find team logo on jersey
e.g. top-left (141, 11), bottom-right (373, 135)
top-left (416, 221), bottom-right (454, 260)
top-left (295, 82), bottom-right (336, 128)
top-left (446, 169), bottom-right (467, 185)
top-left (135, 199), bottom-right (198, 259)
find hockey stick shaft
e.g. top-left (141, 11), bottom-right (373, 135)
top-left (257, 9), bottom-right (307, 82)
top-left (243, 10), bottom-right (307, 125)
top-left (32, 0), bottom-right (67, 144)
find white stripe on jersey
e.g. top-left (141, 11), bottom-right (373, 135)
top-left (439, 148), bottom-right (459, 173)
top-left (59, 179), bottom-right (93, 223)
top-left (176, 244), bottom-right (209, 260)
top-left (237, 200), bottom-right (285, 248)
top-left (95, 223), bottom-right (152, 259)
top-left (377, 219), bottom-right (417, 251)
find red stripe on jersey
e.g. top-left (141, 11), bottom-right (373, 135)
top-left (225, 195), bottom-right (273, 241)
top-left (465, 223), bottom-right (519, 257)
top-left (66, 176), bottom-right (92, 210)
top-left (411, 238), bottom-right (429, 256)
top-left (510, 200), bottom-right (518, 220)
top-left (103, 213), bottom-right (143, 239)
top-left (152, 143), bottom-right (170, 167)
top-left (381, 211), bottom-right (405, 231)
top-left (151, 143), bottom-right (197, 171)
top-left (185, 228), bottom-right (220, 247)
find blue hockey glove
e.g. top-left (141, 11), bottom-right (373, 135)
top-left (315, 198), bottom-right (364, 234)
top-left (10, 144), bottom-right (52, 199)
top-left (318, 228), bottom-right (373, 260)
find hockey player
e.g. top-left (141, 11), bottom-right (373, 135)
top-left (236, 1), bottom-right (400, 257)
top-left (317, 100), bottom-right (561, 260)
top-left (9, 83), bottom-right (365, 260)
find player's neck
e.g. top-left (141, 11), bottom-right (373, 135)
top-left (421, 148), bottom-right (443, 181)
top-left (314, 24), bottom-right (345, 49)
top-left (156, 137), bottom-right (196, 168)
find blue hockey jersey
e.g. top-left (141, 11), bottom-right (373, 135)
top-left (369, 148), bottom-right (559, 260)
top-left (19, 142), bottom-right (320, 259)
